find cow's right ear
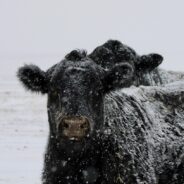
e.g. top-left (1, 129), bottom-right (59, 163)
top-left (17, 64), bottom-right (48, 94)
top-left (136, 53), bottom-right (163, 71)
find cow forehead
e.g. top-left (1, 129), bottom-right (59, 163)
top-left (50, 61), bottom-right (103, 89)
top-left (66, 66), bottom-right (88, 71)
top-left (64, 67), bottom-right (101, 85)
top-left (52, 60), bottom-right (101, 79)
top-left (62, 59), bottom-right (94, 68)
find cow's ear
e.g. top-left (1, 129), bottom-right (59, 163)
top-left (102, 63), bottom-right (134, 93)
top-left (17, 64), bottom-right (48, 94)
top-left (136, 53), bottom-right (163, 71)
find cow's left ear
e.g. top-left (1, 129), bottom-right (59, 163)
top-left (17, 64), bottom-right (48, 94)
top-left (102, 63), bottom-right (134, 93)
top-left (136, 53), bottom-right (163, 71)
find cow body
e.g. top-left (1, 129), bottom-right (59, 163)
top-left (103, 82), bottom-right (184, 183)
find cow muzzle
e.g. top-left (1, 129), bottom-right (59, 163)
top-left (58, 116), bottom-right (90, 141)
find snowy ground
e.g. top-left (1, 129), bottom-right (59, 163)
top-left (0, 58), bottom-right (57, 184)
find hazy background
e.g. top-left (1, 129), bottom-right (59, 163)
top-left (0, 0), bottom-right (184, 71)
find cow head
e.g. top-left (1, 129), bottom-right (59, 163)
top-left (89, 40), bottom-right (163, 79)
top-left (17, 50), bottom-right (133, 153)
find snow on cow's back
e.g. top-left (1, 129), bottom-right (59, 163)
top-left (102, 80), bottom-right (184, 183)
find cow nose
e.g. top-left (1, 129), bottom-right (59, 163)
top-left (59, 116), bottom-right (90, 140)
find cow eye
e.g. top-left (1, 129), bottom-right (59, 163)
top-left (50, 88), bottom-right (59, 98)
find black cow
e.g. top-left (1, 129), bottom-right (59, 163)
top-left (89, 40), bottom-right (164, 86)
top-left (17, 50), bottom-right (134, 184)
top-left (17, 45), bottom-right (184, 184)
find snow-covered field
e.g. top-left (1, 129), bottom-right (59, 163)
top-left (0, 58), bottom-right (56, 184)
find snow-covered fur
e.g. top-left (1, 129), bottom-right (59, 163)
top-left (102, 82), bottom-right (184, 184)
top-left (17, 50), bottom-right (134, 184)
top-left (89, 40), bottom-right (164, 86)
top-left (17, 64), bottom-right (48, 93)
top-left (17, 42), bottom-right (184, 184)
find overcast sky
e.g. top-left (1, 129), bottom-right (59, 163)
top-left (0, 0), bottom-right (184, 71)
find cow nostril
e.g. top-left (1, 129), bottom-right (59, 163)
top-left (80, 122), bottom-right (88, 129)
top-left (63, 122), bottom-right (69, 129)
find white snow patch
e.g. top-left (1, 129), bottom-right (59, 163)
top-left (0, 59), bottom-right (49, 184)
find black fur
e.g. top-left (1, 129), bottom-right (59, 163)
top-left (89, 40), bottom-right (163, 86)
top-left (17, 51), bottom-right (133, 95)
top-left (17, 64), bottom-right (48, 93)
top-left (17, 41), bottom-right (164, 184)
top-left (65, 50), bottom-right (87, 61)
top-left (17, 50), bottom-right (134, 184)
top-left (137, 53), bottom-right (163, 71)
top-left (102, 63), bottom-right (133, 92)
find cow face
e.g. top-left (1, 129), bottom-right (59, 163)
top-left (89, 40), bottom-right (163, 72)
top-left (17, 50), bottom-right (133, 151)
top-left (48, 58), bottom-right (105, 142)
